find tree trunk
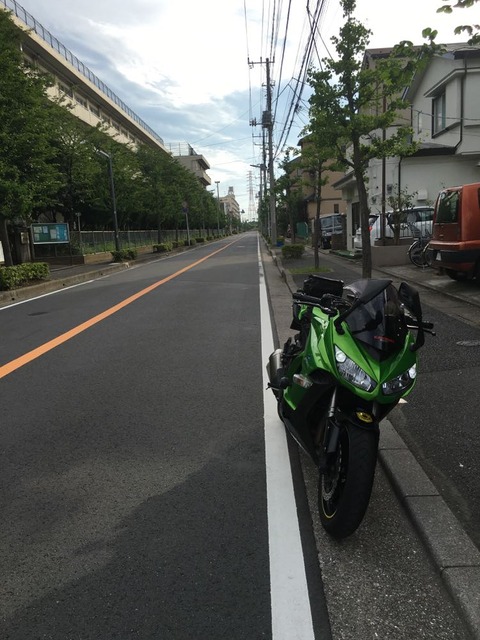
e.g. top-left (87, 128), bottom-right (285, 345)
top-left (352, 144), bottom-right (372, 278)
top-left (0, 215), bottom-right (14, 267)
top-left (313, 167), bottom-right (323, 269)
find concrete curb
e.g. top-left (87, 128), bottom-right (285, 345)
top-left (0, 262), bottom-right (129, 306)
top-left (379, 421), bottom-right (480, 640)
top-left (266, 242), bottom-right (480, 639)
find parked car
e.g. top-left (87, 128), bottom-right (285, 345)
top-left (354, 207), bottom-right (434, 249)
top-left (318, 213), bottom-right (344, 249)
top-left (429, 182), bottom-right (480, 280)
top-left (405, 207), bottom-right (434, 237)
top-left (353, 214), bottom-right (384, 249)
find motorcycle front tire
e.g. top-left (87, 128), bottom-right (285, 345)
top-left (319, 424), bottom-right (378, 539)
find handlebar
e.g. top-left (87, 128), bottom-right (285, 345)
top-left (293, 292), bottom-right (436, 338)
top-left (292, 292), bottom-right (340, 316)
top-left (406, 318), bottom-right (436, 336)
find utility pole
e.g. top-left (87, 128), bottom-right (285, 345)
top-left (248, 56), bottom-right (276, 244)
top-left (264, 58), bottom-right (277, 245)
top-left (95, 148), bottom-right (120, 252)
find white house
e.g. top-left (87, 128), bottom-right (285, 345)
top-left (336, 44), bottom-right (480, 253)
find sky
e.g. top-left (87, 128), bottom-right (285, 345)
top-left (12, 0), bottom-right (468, 218)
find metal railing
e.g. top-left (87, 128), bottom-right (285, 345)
top-left (2, 0), bottom-right (165, 146)
top-left (33, 229), bottom-right (221, 258)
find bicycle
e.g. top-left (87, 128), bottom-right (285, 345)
top-left (407, 223), bottom-right (432, 268)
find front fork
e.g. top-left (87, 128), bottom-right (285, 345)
top-left (318, 388), bottom-right (380, 472)
top-left (319, 388), bottom-right (340, 473)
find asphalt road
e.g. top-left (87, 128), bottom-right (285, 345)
top-left (1, 238), bottom-right (269, 638)
top-left (0, 233), bottom-right (474, 639)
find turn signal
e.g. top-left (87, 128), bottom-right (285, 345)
top-left (356, 411), bottom-right (373, 423)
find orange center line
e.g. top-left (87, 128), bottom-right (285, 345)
top-left (0, 242), bottom-right (235, 380)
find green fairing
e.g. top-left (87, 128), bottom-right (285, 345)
top-left (284, 304), bottom-right (418, 410)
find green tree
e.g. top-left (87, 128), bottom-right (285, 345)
top-left (437, 0), bottom-right (480, 44)
top-left (275, 151), bottom-right (303, 241)
top-left (296, 114), bottom-right (338, 267)
top-left (43, 107), bottom-right (103, 228)
top-left (306, 0), bottom-right (437, 277)
top-left (0, 11), bottom-right (62, 265)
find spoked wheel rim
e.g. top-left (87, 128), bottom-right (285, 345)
top-left (321, 430), bottom-right (348, 518)
top-left (409, 244), bottom-right (425, 267)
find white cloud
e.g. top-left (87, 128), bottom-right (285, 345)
top-left (13, 0), bottom-right (471, 213)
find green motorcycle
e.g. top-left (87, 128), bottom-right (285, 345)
top-left (267, 275), bottom-right (434, 539)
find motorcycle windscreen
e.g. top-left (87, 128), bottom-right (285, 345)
top-left (345, 284), bottom-right (408, 357)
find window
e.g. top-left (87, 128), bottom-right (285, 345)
top-left (417, 111), bottom-right (423, 135)
top-left (58, 82), bottom-right (73, 98)
top-left (436, 190), bottom-right (459, 223)
top-left (75, 93), bottom-right (87, 108)
top-left (334, 204), bottom-right (340, 214)
top-left (433, 93), bottom-right (446, 134)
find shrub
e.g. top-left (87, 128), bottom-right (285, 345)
top-left (153, 242), bottom-right (172, 253)
top-left (184, 238), bottom-right (196, 246)
top-left (196, 236), bottom-right (206, 243)
top-left (281, 244), bottom-right (305, 259)
top-left (172, 241), bottom-right (179, 249)
top-left (111, 248), bottom-right (137, 262)
top-left (0, 262), bottom-right (50, 290)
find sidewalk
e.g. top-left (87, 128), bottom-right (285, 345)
top-left (0, 252), bottom-right (158, 307)
top-left (267, 243), bottom-right (480, 640)
top-left (277, 243), bottom-right (480, 310)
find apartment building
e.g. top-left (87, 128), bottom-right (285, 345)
top-left (168, 144), bottom-right (211, 188)
top-left (2, 0), bottom-right (212, 191)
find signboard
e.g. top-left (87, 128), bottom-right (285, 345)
top-left (31, 223), bottom-right (70, 245)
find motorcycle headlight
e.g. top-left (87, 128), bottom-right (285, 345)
top-left (335, 347), bottom-right (376, 392)
top-left (382, 365), bottom-right (417, 396)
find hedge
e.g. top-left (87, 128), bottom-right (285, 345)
top-left (0, 262), bottom-right (50, 290)
top-left (111, 248), bottom-right (138, 262)
top-left (153, 242), bottom-right (173, 253)
top-left (281, 244), bottom-right (305, 259)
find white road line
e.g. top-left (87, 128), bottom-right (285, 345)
top-left (258, 244), bottom-right (315, 640)
top-left (0, 280), bottom-right (95, 310)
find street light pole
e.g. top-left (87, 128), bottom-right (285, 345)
top-left (95, 148), bottom-right (120, 252)
top-left (215, 180), bottom-right (221, 236)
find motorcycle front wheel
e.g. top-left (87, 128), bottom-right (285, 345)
top-left (319, 424), bottom-right (378, 539)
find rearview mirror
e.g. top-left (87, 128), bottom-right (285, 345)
top-left (398, 282), bottom-right (424, 351)
top-left (398, 282), bottom-right (421, 317)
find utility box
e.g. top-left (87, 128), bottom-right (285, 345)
top-left (296, 222), bottom-right (309, 239)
